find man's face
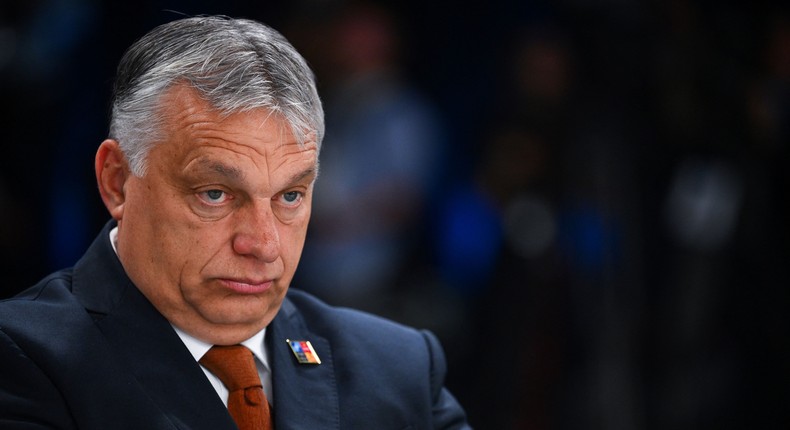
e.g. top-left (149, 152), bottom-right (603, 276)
top-left (112, 85), bottom-right (317, 345)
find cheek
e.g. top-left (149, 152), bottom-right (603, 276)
top-left (176, 227), bottom-right (228, 270)
top-left (139, 213), bottom-right (219, 286)
top-left (281, 222), bottom-right (310, 269)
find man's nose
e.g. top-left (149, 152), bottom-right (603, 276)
top-left (232, 200), bottom-right (279, 262)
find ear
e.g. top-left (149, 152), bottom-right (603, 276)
top-left (95, 139), bottom-right (131, 221)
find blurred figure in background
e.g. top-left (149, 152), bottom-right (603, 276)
top-left (297, 4), bottom-right (446, 315)
top-left (441, 27), bottom-right (579, 429)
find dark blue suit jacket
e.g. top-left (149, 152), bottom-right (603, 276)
top-left (0, 223), bottom-right (471, 429)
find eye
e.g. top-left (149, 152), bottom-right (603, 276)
top-left (198, 189), bottom-right (231, 205)
top-left (279, 191), bottom-right (303, 207)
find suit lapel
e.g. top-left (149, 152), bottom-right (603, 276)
top-left (268, 297), bottom-right (339, 430)
top-left (96, 285), bottom-right (237, 430)
top-left (72, 223), bottom-right (236, 430)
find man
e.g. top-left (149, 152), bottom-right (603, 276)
top-left (0, 16), bottom-right (471, 429)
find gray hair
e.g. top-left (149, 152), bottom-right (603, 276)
top-left (109, 16), bottom-right (324, 176)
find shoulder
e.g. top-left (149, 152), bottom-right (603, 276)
top-left (283, 288), bottom-right (430, 346)
top-left (0, 268), bottom-right (92, 358)
top-left (276, 289), bottom-right (471, 429)
top-left (279, 289), bottom-right (442, 374)
top-left (0, 269), bottom-right (77, 324)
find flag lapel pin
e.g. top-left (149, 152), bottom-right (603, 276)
top-left (286, 339), bottom-right (322, 364)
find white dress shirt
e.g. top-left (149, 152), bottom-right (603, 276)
top-left (172, 325), bottom-right (273, 406)
top-left (109, 227), bottom-right (273, 406)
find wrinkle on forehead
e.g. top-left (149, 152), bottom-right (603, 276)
top-left (160, 83), bottom-right (312, 152)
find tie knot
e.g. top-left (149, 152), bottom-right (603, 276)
top-left (200, 345), bottom-right (262, 392)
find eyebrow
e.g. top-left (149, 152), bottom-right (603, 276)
top-left (288, 166), bottom-right (318, 186)
top-left (194, 159), bottom-right (244, 181)
top-left (191, 158), bottom-right (317, 188)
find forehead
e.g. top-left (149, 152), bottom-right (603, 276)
top-left (153, 84), bottom-right (317, 168)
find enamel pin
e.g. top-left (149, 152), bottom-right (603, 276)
top-left (287, 339), bottom-right (322, 364)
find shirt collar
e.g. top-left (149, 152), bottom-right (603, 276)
top-left (109, 226), bottom-right (119, 254)
top-left (173, 325), bottom-right (270, 372)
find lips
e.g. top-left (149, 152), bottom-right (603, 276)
top-left (219, 278), bottom-right (274, 294)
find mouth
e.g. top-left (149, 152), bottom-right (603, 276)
top-left (218, 278), bottom-right (274, 295)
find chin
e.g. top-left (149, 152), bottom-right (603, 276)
top-left (210, 301), bottom-right (278, 326)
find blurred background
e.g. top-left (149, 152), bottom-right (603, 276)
top-left (1, 0), bottom-right (788, 428)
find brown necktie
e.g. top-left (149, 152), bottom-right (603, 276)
top-left (200, 345), bottom-right (273, 430)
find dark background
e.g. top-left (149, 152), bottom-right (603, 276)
top-left (1, 0), bottom-right (788, 429)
